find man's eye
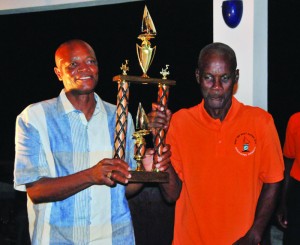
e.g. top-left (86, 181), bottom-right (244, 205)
top-left (203, 75), bottom-right (213, 81)
top-left (68, 62), bottom-right (77, 68)
top-left (87, 59), bottom-right (97, 64)
top-left (221, 75), bottom-right (231, 82)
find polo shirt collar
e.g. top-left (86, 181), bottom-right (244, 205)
top-left (59, 89), bottom-right (103, 116)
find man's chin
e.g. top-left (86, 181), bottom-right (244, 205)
top-left (207, 100), bottom-right (224, 109)
top-left (70, 88), bottom-right (94, 95)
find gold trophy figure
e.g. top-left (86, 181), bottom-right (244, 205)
top-left (133, 103), bottom-right (150, 171)
top-left (136, 5), bottom-right (157, 78)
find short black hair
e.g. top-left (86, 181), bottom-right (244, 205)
top-left (197, 42), bottom-right (237, 72)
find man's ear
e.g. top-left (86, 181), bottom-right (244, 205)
top-left (235, 69), bottom-right (239, 83)
top-left (54, 67), bottom-right (62, 81)
top-left (195, 68), bottom-right (200, 84)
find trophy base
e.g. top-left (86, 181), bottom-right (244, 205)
top-left (128, 171), bottom-right (169, 183)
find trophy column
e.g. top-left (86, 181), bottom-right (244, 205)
top-left (153, 66), bottom-right (170, 171)
top-left (114, 61), bottom-right (130, 160)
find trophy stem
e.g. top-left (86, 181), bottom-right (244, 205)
top-left (141, 73), bottom-right (150, 78)
top-left (133, 129), bottom-right (150, 171)
top-left (134, 135), bottom-right (145, 171)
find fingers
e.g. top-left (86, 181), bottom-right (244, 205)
top-left (152, 103), bottom-right (171, 116)
top-left (106, 159), bottom-right (131, 184)
top-left (147, 104), bottom-right (172, 129)
top-left (277, 214), bottom-right (288, 229)
top-left (143, 148), bottom-right (155, 171)
top-left (152, 102), bottom-right (159, 111)
top-left (94, 158), bottom-right (131, 185)
top-left (106, 171), bottom-right (112, 179)
top-left (166, 109), bottom-right (172, 122)
top-left (280, 220), bottom-right (288, 229)
top-left (141, 146), bottom-right (172, 172)
top-left (145, 148), bottom-right (155, 155)
top-left (105, 171), bottom-right (115, 186)
top-left (154, 144), bottom-right (171, 171)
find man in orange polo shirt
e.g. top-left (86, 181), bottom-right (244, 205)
top-left (277, 112), bottom-right (300, 244)
top-left (158, 42), bottom-right (284, 244)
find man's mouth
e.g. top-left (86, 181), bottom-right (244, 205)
top-left (76, 76), bottom-right (92, 80)
top-left (209, 96), bottom-right (222, 100)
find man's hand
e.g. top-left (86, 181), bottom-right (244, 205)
top-left (276, 202), bottom-right (288, 229)
top-left (232, 229), bottom-right (261, 245)
top-left (147, 103), bottom-right (172, 133)
top-left (90, 158), bottom-right (132, 185)
top-left (26, 158), bottom-right (132, 204)
top-left (142, 145), bottom-right (171, 172)
top-left (233, 182), bottom-right (282, 245)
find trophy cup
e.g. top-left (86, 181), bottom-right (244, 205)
top-left (136, 5), bottom-right (156, 78)
top-left (112, 5), bottom-right (176, 182)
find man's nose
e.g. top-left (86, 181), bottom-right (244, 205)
top-left (212, 78), bottom-right (222, 89)
top-left (77, 64), bottom-right (90, 72)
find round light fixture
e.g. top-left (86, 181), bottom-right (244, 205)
top-left (222, 0), bottom-right (243, 28)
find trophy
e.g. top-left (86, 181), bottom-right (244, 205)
top-left (112, 5), bottom-right (176, 182)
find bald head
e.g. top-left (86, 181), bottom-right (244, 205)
top-left (55, 39), bottom-right (96, 67)
top-left (197, 42), bottom-right (237, 73)
top-left (53, 39), bottom-right (99, 94)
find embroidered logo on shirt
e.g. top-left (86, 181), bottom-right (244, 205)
top-left (234, 132), bottom-right (256, 156)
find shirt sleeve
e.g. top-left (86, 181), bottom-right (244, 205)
top-left (166, 117), bottom-right (184, 181)
top-left (283, 115), bottom-right (297, 159)
top-left (125, 112), bottom-right (136, 170)
top-left (259, 114), bottom-right (284, 183)
top-left (14, 110), bottom-right (50, 191)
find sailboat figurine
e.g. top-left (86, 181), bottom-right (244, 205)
top-left (132, 103), bottom-right (150, 171)
top-left (141, 5), bottom-right (157, 36)
top-left (135, 102), bottom-right (150, 133)
top-left (136, 5), bottom-right (157, 78)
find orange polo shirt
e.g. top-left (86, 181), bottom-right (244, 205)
top-left (167, 97), bottom-right (284, 245)
top-left (283, 112), bottom-right (300, 180)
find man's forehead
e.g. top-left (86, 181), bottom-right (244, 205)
top-left (202, 54), bottom-right (233, 71)
top-left (203, 59), bottom-right (227, 69)
top-left (56, 45), bottom-right (95, 65)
